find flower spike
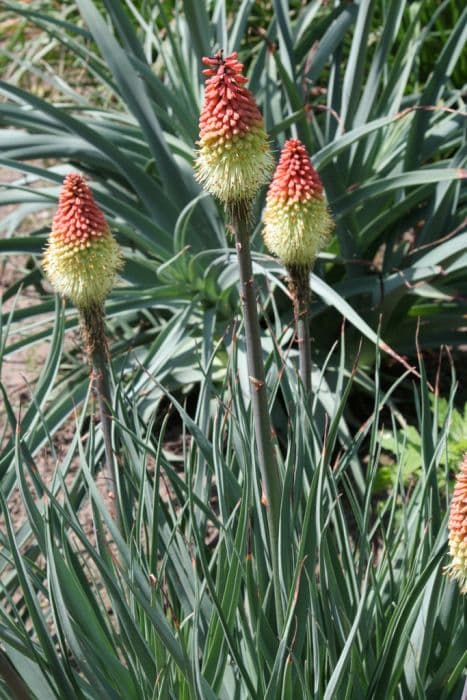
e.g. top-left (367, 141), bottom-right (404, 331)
top-left (43, 173), bottom-right (123, 517)
top-left (263, 139), bottom-right (334, 394)
top-left (194, 53), bottom-right (283, 624)
top-left (43, 173), bottom-right (122, 309)
top-left (446, 453), bottom-right (467, 593)
top-left (263, 138), bottom-right (334, 267)
top-left (195, 51), bottom-right (273, 205)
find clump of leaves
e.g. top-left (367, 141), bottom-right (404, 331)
top-left (376, 396), bottom-right (467, 492)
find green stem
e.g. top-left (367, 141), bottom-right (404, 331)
top-left (287, 265), bottom-right (312, 395)
top-left (230, 202), bottom-right (283, 630)
top-left (80, 304), bottom-right (118, 513)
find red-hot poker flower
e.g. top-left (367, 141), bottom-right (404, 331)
top-left (446, 453), bottom-right (467, 593)
top-left (43, 174), bottom-right (122, 308)
top-left (263, 138), bottom-right (334, 267)
top-left (195, 51), bottom-right (273, 205)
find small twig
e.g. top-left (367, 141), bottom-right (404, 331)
top-left (408, 217), bottom-right (467, 256)
top-left (394, 104), bottom-right (467, 121)
top-left (304, 102), bottom-right (345, 130)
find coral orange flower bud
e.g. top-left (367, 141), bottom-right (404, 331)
top-left (43, 174), bottom-right (122, 308)
top-left (263, 138), bottom-right (334, 267)
top-left (445, 453), bottom-right (467, 593)
top-left (195, 51), bottom-right (273, 205)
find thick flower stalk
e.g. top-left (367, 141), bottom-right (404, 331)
top-left (446, 453), bottom-right (467, 593)
top-left (43, 174), bottom-right (122, 504)
top-left (195, 51), bottom-right (273, 207)
top-left (195, 52), bottom-right (283, 628)
top-left (263, 139), bottom-right (334, 393)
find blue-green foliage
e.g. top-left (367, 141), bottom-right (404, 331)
top-left (0, 1), bottom-right (466, 698)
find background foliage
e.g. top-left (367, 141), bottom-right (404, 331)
top-left (0, 1), bottom-right (466, 698)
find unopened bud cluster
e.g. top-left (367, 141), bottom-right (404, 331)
top-left (43, 174), bottom-right (122, 308)
top-left (195, 51), bottom-right (273, 205)
top-left (446, 454), bottom-right (467, 593)
top-left (262, 138), bottom-right (334, 267)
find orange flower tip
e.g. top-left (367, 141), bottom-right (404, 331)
top-left (446, 453), bottom-right (467, 594)
top-left (262, 138), bottom-right (334, 267)
top-left (42, 173), bottom-right (123, 309)
top-left (195, 51), bottom-right (273, 205)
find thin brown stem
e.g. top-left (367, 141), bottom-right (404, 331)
top-left (287, 265), bottom-right (312, 395)
top-left (229, 201), bottom-right (283, 629)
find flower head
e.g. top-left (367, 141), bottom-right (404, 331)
top-left (43, 174), bottom-right (122, 308)
top-left (195, 51), bottom-right (273, 205)
top-left (445, 453), bottom-right (467, 593)
top-left (263, 138), bottom-right (334, 267)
